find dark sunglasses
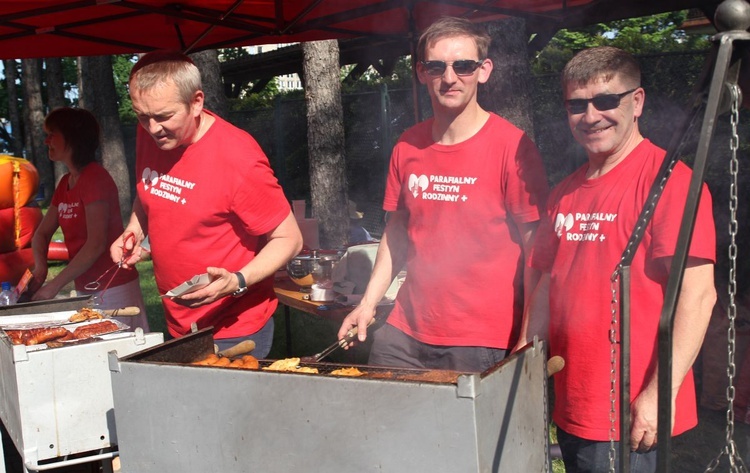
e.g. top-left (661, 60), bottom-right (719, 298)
top-left (564, 88), bottom-right (638, 114)
top-left (420, 59), bottom-right (485, 77)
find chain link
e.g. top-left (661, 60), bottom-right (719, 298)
top-left (705, 84), bottom-right (748, 473)
top-left (609, 270), bottom-right (620, 471)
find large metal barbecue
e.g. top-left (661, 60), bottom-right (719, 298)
top-left (110, 328), bottom-right (551, 473)
top-left (0, 298), bottom-right (164, 472)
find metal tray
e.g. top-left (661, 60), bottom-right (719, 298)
top-left (0, 296), bottom-right (92, 316)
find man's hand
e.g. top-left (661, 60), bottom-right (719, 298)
top-left (629, 384), bottom-right (674, 452)
top-left (169, 267), bottom-right (238, 308)
top-left (338, 303), bottom-right (377, 345)
top-left (110, 231), bottom-right (142, 269)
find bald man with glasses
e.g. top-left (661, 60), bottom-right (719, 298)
top-left (337, 16), bottom-right (549, 372)
top-left (517, 46), bottom-right (716, 473)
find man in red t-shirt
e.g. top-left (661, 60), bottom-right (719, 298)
top-left (110, 51), bottom-right (302, 357)
top-left (517, 46), bottom-right (716, 472)
top-left (337, 17), bottom-right (549, 371)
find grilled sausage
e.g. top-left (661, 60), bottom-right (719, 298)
top-left (24, 327), bottom-right (71, 345)
top-left (72, 320), bottom-right (119, 339)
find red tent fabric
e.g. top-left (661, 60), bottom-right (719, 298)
top-left (0, 0), bottom-right (714, 59)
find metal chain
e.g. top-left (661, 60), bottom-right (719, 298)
top-left (705, 83), bottom-right (748, 473)
top-left (609, 271), bottom-right (620, 472)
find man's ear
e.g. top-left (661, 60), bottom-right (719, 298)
top-left (477, 58), bottom-right (493, 84)
top-left (191, 90), bottom-right (205, 117)
top-left (632, 87), bottom-right (645, 119)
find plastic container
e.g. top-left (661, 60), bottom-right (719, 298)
top-left (0, 281), bottom-right (16, 306)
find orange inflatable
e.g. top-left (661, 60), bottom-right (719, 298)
top-left (0, 156), bottom-right (42, 286)
top-left (0, 206), bottom-right (43, 253)
top-left (0, 248), bottom-right (34, 286)
top-left (0, 155), bottom-right (39, 209)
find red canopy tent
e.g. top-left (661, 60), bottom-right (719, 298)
top-left (0, 0), bottom-right (718, 59)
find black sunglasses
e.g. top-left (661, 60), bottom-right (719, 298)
top-left (564, 88), bottom-right (638, 114)
top-left (420, 60), bottom-right (485, 77)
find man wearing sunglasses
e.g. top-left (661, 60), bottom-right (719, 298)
top-left (338, 16), bottom-right (549, 372)
top-left (518, 46), bottom-right (716, 472)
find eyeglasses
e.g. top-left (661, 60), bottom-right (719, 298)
top-left (564, 88), bottom-right (638, 114)
top-left (420, 60), bottom-right (485, 77)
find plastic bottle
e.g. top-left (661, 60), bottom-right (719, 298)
top-left (0, 281), bottom-right (16, 306)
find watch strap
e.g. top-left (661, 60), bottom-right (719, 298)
top-left (232, 271), bottom-right (247, 297)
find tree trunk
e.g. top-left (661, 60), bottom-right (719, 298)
top-left (4, 60), bottom-right (24, 157)
top-left (478, 18), bottom-right (536, 140)
top-left (45, 57), bottom-right (67, 184)
top-left (78, 55), bottom-right (132, 220)
top-left (76, 57), bottom-right (96, 111)
top-left (302, 40), bottom-right (348, 249)
top-left (190, 50), bottom-right (229, 119)
top-left (21, 58), bottom-right (52, 203)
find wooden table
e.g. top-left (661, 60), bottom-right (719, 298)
top-left (273, 277), bottom-right (352, 356)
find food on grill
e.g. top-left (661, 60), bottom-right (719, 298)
top-left (25, 327), bottom-right (72, 345)
top-left (364, 369), bottom-right (461, 383)
top-left (330, 367), bottom-right (365, 377)
top-left (240, 355), bottom-right (259, 369)
top-left (263, 357), bottom-right (300, 371)
top-left (5, 330), bottom-right (24, 345)
top-left (72, 320), bottom-right (120, 339)
top-left (193, 354), bottom-right (220, 366)
top-left (68, 307), bottom-right (103, 323)
top-left (6, 327), bottom-right (74, 345)
top-left (262, 357), bottom-right (319, 374)
top-left (213, 356), bottom-right (231, 367)
top-left (191, 353), bottom-right (260, 370)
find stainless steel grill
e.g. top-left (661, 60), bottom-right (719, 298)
top-left (0, 299), bottom-right (163, 472)
top-left (110, 328), bottom-right (551, 473)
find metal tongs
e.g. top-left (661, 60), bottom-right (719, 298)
top-left (300, 303), bottom-right (393, 363)
top-left (83, 232), bottom-right (135, 306)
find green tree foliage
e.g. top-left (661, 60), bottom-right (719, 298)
top-left (112, 54), bottom-right (138, 123)
top-left (533, 12), bottom-right (711, 75)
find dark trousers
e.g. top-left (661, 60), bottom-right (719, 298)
top-left (557, 426), bottom-right (658, 473)
top-left (368, 322), bottom-right (508, 371)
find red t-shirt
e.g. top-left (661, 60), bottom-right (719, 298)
top-left (52, 163), bottom-right (138, 291)
top-left (531, 139), bottom-right (715, 440)
top-left (136, 111), bottom-right (290, 339)
top-left (383, 113), bottom-right (549, 348)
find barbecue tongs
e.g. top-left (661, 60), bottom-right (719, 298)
top-left (301, 304), bottom-right (392, 363)
top-left (301, 319), bottom-right (375, 363)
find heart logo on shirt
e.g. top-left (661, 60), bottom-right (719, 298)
top-left (555, 213), bottom-right (574, 238)
top-left (408, 174), bottom-right (429, 198)
top-left (142, 168), bottom-right (159, 190)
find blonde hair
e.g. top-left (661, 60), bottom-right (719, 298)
top-left (417, 16), bottom-right (491, 61)
top-left (129, 50), bottom-right (202, 105)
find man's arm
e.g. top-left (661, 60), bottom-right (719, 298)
top-left (513, 271), bottom-right (550, 353)
top-left (338, 209), bottom-right (409, 342)
top-left (630, 257), bottom-right (716, 451)
top-left (518, 220), bottom-right (541, 310)
top-left (178, 211), bottom-right (303, 305)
